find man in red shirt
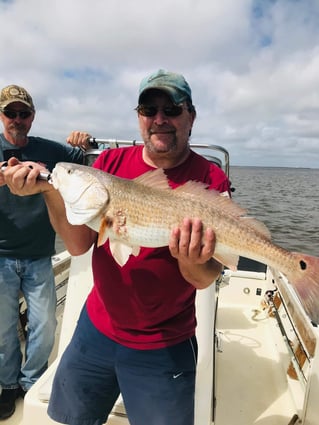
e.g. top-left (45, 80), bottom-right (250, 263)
top-left (4, 69), bottom-right (231, 425)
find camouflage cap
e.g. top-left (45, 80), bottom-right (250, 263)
top-left (138, 69), bottom-right (192, 105)
top-left (0, 85), bottom-right (35, 110)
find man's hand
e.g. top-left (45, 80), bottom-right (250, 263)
top-left (67, 131), bottom-right (92, 150)
top-left (2, 157), bottom-right (52, 196)
top-left (169, 217), bottom-right (222, 289)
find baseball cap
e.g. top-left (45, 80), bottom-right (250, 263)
top-left (138, 69), bottom-right (192, 105)
top-left (0, 85), bottom-right (35, 110)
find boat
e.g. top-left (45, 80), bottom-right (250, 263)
top-left (9, 140), bottom-right (319, 425)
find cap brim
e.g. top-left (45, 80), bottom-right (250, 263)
top-left (138, 86), bottom-right (188, 105)
top-left (1, 99), bottom-right (33, 109)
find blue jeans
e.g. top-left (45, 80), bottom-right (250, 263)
top-left (0, 257), bottom-right (57, 391)
top-left (48, 306), bottom-right (198, 425)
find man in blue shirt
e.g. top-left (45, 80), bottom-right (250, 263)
top-left (0, 84), bottom-right (84, 419)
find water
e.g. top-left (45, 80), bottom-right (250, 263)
top-left (55, 166), bottom-right (319, 257)
top-left (230, 167), bottom-right (319, 255)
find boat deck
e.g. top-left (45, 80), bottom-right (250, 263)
top-left (215, 277), bottom-right (299, 424)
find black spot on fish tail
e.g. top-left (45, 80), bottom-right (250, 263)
top-left (300, 260), bottom-right (307, 270)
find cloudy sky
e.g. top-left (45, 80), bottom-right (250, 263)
top-left (1, 0), bottom-right (319, 167)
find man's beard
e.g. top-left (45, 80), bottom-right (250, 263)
top-left (8, 125), bottom-right (28, 146)
top-left (145, 131), bottom-right (178, 154)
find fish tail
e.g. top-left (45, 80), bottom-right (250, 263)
top-left (288, 253), bottom-right (319, 324)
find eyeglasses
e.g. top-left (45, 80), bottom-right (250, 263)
top-left (1, 109), bottom-right (33, 119)
top-left (135, 104), bottom-right (186, 117)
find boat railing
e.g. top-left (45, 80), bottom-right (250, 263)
top-left (83, 138), bottom-right (230, 177)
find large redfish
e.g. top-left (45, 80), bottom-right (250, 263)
top-left (51, 162), bottom-right (319, 324)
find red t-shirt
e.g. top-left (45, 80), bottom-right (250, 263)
top-left (86, 145), bottom-right (230, 349)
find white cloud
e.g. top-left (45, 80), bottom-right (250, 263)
top-left (0, 0), bottom-right (319, 167)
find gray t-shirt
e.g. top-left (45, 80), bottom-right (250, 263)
top-left (0, 134), bottom-right (83, 258)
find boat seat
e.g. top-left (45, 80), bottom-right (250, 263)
top-left (23, 248), bottom-right (216, 424)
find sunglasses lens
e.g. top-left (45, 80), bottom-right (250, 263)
top-left (163, 106), bottom-right (183, 117)
top-left (136, 106), bottom-right (157, 117)
top-left (19, 111), bottom-right (32, 119)
top-left (2, 110), bottom-right (16, 119)
top-left (2, 110), bottom-right (32, 119)
top-left (136, 105), bottom-right (184, 117)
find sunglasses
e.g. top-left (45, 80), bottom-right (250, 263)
top-left (1, 109), bottom-right (33, 119)
top-left (135, 104), bottom-right (186, 117)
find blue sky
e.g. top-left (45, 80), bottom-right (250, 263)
top-left (1, 0), bottom-right (319, 167)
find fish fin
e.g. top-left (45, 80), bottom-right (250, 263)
top-left (109, 241), bottom-right (141, 266)
top-left (240, 217), bottom-right (271, 239)
top-left (213, 243), bottom-right (239, 271)
top-left (175, 181), bottom-right (271, 239)
top-left (134, 169), bottom-right (172, 190)
top-left (174, 180), bottom-right (209, 194)
top-left (97, 217), bottom-right (112, 247)
top-left (174, 182), bottom-right (247, 217)
top-left (97, 230), bottom-right (109, 247)
top-left (137, 170), bottom-right (248, 223)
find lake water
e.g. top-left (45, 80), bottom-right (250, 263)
top-left (229, 167), bottom-right (319, 256)
top-left (55, 166), bottom-right (319, 257)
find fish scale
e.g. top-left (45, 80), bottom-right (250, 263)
top-left (106, 183), bottom-right (207, 245)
